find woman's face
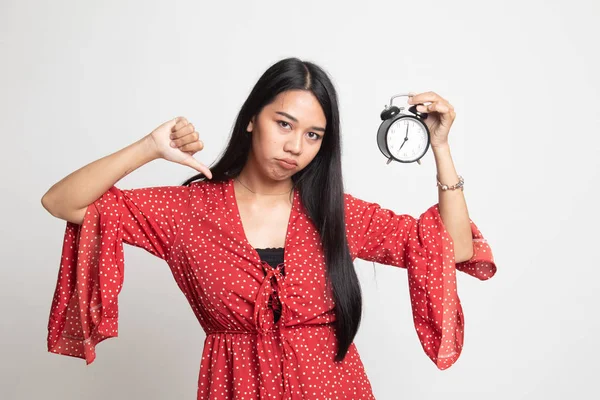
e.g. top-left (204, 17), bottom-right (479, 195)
top-left (246, 89), bottom-right (326, 181)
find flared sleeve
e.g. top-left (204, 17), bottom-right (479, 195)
top-left (47, 185), bottom-right (191, 364)
top-left (344, 194), bottom-right (497, 370)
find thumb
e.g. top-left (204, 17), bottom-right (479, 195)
top-left (180, 154), bottom-right (213, 179)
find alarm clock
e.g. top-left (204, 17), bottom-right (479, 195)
top-left (377, 93), bottom-right (430, 165)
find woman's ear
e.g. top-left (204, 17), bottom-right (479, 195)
top-left (246, 116), bottom-right (255, 133)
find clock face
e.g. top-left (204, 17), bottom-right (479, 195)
top-left (386, 117), bottom-right (428, 161)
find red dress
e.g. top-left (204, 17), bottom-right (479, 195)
top-left (47, 178), bottom-right (496, 399)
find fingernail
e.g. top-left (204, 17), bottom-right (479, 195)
top-left (170, 141), bottom-right (176, 147)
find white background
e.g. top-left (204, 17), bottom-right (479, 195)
top-left (1, 0), bottom-right (598, 399)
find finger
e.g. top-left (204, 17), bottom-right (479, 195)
top-left (408, 91), bottom-right (446, 105)
top-left (179, 139), bottom-right (204, 153)
top-left (171, 131), bottom-right (200, 148)
top-left (180, 155), bottom-right (213, 179)
top-left (417, 102), bottom-right (450, 114)
top-left (171, 123), bottom-right (195, 139)
top-left (172, 117), bottom-right (190, 133)
top-left (172, 116), bottom-right (187, 128)
top-left (172, 122), bottom-right (194, 138)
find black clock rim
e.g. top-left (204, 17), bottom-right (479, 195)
top-left (378, 114), bottom-right (430, 163)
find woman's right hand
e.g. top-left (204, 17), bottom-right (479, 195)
top-left (147, 116), bottom-right (213, 179)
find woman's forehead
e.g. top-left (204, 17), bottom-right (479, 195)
top-left (266, 90), bottom-right (326, 125)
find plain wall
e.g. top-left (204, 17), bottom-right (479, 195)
top-left (1, 0), bottom-right (598, 399)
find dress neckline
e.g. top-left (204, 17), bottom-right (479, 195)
top-left (226, 178), bottom-right (297, 264)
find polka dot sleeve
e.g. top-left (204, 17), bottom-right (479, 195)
top-left (47, 185), bottom-right (191, 364)
top-left (344, 194), bottom-right (497, 370)
top-left (113, 185), bottom-right (191, 259)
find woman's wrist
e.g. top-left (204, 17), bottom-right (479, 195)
top-left (138, 134), bottom-right (162, 162)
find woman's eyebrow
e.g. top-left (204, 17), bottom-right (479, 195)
top-left (275, 111), bottom-right (326, 132)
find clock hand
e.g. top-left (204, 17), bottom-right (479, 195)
top-left (399, 123), bottom-right (410, 150)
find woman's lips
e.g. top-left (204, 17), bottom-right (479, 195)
top-left (277, 159), bottom-right (297, 170)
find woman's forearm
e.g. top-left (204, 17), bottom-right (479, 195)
top-left (41, 135), bottom-right (159, 219)
top-left (431, 144), bottom-right (474, 262)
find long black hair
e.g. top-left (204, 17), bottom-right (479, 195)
top-left (181, 57), bottom-right (362, 362)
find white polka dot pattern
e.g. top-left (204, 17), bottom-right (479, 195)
top-left (46, 178), bottom-right (496, 398)
top-left (344, 194), bottom-right (496, 370)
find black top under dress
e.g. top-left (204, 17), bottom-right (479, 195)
top-left (255, 247), bottom-right (284, 323)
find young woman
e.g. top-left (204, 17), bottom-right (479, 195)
top-left (42, 57), bottom-right (496, 399)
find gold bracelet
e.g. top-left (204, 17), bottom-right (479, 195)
top-left (437, 175), bottom-right (464, 191)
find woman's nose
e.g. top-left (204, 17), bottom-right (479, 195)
top-left (284, 132), bottom-right (303, 155)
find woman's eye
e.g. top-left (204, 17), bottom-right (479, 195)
top-left (278, 121), bottom-right (321, 140)
top-left (307, 132), bottom-right (321, 140)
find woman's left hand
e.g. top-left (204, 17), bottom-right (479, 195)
top-left (407, 91), bottom-right (456, 149)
